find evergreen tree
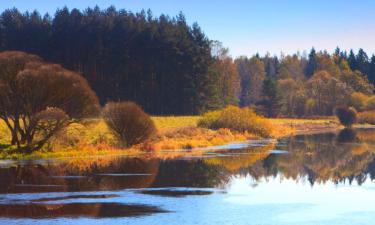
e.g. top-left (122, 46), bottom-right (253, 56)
top-left (0, 7), bottom-right (213, 115)
top-left (356, 48), bottom-right (369, 75)
top-left (262, 77), bottom-right (282, 117)
top-left (368, 55), bottom-right (375, 86)
top-left (304, 48), bottom-right (317, 77)
top-left (348, 49), bottom-right (357, 71)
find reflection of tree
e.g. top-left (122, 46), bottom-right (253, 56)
top-left (337, 128), bottom-right (357, 143)
top-left (1, 130), bottom-right (375, 193)
top-left (0, 202), bottom-right (164, 218)
top-left (151, 159), bottom-right (229, 188)
top-left (203, 144), bottom-right (273, 172)
top-left (0, 157), bottom-right (159, 193)
top-left (247, 129), bottom-right (375, 185)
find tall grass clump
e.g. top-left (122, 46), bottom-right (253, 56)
top-left (198, 105), bottom-right (272, 137)
top-left (358, 111), bottom-right (375, 125)
top-left (335, 106), bottom-right (357, 127)
top-left (102, 102), bottom-right (156, 147)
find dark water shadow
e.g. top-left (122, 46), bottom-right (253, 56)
top-left (139, 189), bottom-right (213, 197)
top-left (32, 194), bottom-right (120, 202)
top-left (0, 202), bottom-right (168, 218)
top-left (337, 128), bottom-right (357, 143)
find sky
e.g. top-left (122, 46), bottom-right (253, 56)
top-left (1, 0), bottom-right (375, 57)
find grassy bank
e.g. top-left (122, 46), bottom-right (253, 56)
top-left (0, 116), bottom-right (340, 160)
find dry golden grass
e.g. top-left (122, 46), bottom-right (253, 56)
top-left (269, 117), bottom-right (339, 134)
top-left (0, 115), bottom-right (344, 160)
top-left (146, 127), bottom-right (257, 151)
top-left (152, 116), bottom-right (200, 132)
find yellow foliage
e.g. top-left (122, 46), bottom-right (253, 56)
top-left (198, 105), bottom-right (273, 137)
top-left (358, 111), bottom-right (375, 125)
top-left (366, 96), bottom-right (375, 111)
top-left (349, 92), bottom-right (370, 112)
top-left (152, 116), bottom-right (199, 132)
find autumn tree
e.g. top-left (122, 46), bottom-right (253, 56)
top-left (236, 56), bottom-right (265, 106)
top-left (349, 92), bottom-right (370, 112)
top-left (278, 55), bottom-right (305, 80)
top-left (278, 78), bottom-right (306, 117)
top-left (306, 71), bottom-right (351, 115)
top-left (0, 51), bottom-right (99, 152)
top-left (315, 52), bottom-right (341, 77)
top-left (210, 42), bottom-right (240, 107)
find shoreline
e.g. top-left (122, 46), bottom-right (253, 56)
top-left (0, 118), bottom-right (354, 161)
top-left (1, 116), bottom-right (373, 161)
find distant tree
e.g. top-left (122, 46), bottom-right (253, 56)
top-left (369, 55), bottom-right (375, 86)
top-left (201, 63), bottom-right (223, 111)
top-left (262, 54), bottom-right (279, 77)
top-left (261, 77), bottom-right (282, 117)
top-left (356, 48), bottom-right (369, 75)
top-left (215, 57), bottom-right (240, 106)
top-left (315, 52), bottom-right (341, 77)
top-left (306, 71), bottom-right (351, 115)
top-left (209, 43), bottom-right (240, 107)
top-left (236, 56), bottom-right (265, 106)
top-left (278, 78), bottom-right (306, 117)
top-left (102, 101), bottom-right (156, 147)
top-left (0, 51), bottom-right (99, 152)
top-left (366, 96), bottom-right (375, 111)
top-left (305, 48), bottom-right (317, 77)
top-left (278, 55), bottom-right (305, 80)
top-left (334, 47), bottom-right (341, 57)
top-left (348, 50), bottom-right (357, 71)
top-left (349, 92), bottom-right (369, 112)
top-left (340, 70), bottom-right (374, 95)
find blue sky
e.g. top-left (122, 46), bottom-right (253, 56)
top-left (1, 0), bottom-right (375, 57)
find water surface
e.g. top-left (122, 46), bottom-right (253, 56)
top-left (1, 128), bottom-right (375, 224)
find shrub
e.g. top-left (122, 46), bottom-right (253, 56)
top-left (358, 111), bottom-right (375, 125)
top-left (198, 105), bottom-right (272, 137)
top-left (335, 107), bottom-right (357, 127)
top-left (102, 102), bottom-right (156, 147)
top-left (0, 51), bottom-right (99, 152)
top-left (349, 92), bottom-right (369, 112)
top-left (366, 96), bottom-right (375, 111)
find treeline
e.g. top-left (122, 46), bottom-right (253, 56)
top-left (0, 7), bottom-right (374, 116)
top-left (232, 48), bottom-right (375, 117)
top-left (0, 7), bottom-right (212, 114)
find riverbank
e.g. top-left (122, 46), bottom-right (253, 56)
top-left (0, 116), bottom-right (342, 160)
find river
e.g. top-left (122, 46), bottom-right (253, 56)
top-left (0, 128), bottom-right (374, 225)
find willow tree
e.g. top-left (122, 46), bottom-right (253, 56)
top-left (0, 51), bottom-right (99, 152)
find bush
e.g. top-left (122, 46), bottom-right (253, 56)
top-left (198, 105), bottom-right (272, 137)
top-left (366, 96), bottom-right (375, 111)
top-left (335, 107), bottom-right (357, 127)
top-left (358, 111), bottom-right (375, 125)
top-left (102, 102), bottom-right (156, 147)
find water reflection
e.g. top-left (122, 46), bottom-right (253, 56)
top-left (1, 129), bottom-right (375, 191)
top-left (0, 203), bottom-right (167, 218)
top-left (337, 128), bottom-right (357, 143)
top-left (0, 128), bottom-right (375, 222)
